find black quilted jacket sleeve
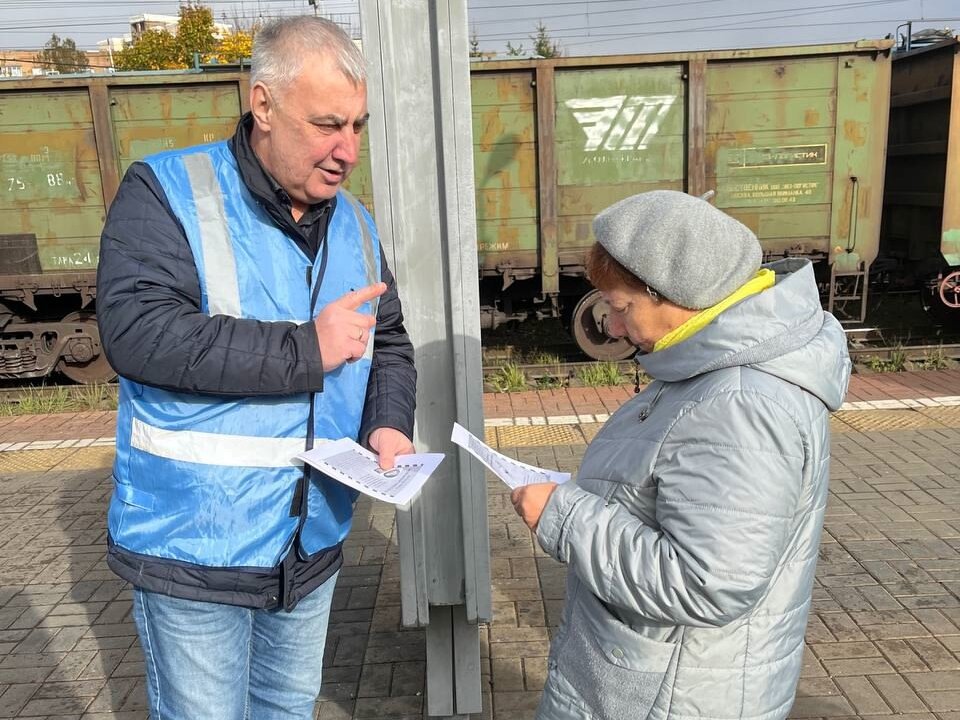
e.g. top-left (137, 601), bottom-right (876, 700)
top-left (96, 162), bottom-right (416, 440)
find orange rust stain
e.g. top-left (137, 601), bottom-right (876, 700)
top-left (837, 190), bottom-right (852, 238)
top-left (479, 109), bottom-right (504, 153)
top-left (804, 109), bottom-right (820, 127)
top-left (495, 77), bottom-right (520, 103)
top-left (858, 187), bottom-right (872, 219)
top-left (843, 120), bottom-right (867, 147)
top-left (704, 142), bottom-right (718, 168)
top-left (499, 226), bottom-right (520, 244)
top-left (483, 192), bottom-right (500, 218)
top-left (160, 92), bottom-right (173, 121)
top-left (733, 213), bottom-right (759, 233)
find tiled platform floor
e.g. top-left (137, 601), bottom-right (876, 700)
top-left (2, 371), bottom-right (960, 718)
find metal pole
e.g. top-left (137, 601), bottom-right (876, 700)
top-left (357, 1), bottom-right (490, 716)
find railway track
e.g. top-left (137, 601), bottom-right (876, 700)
top-left (482, 341), bottom-right (960, 382)
top-left (1, 341), bottom-right (958, 406)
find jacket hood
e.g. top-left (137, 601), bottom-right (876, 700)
top-left (637, 258), bottom-right (851, 410)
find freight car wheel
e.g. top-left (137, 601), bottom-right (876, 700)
top-left (570, 290), bottom-right (636, 361)
top-left (57, 312), bottom-right (117, 385)
top-left (939, 271), bottom-right (960, 309)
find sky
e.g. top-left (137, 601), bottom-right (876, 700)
top-left (0, 0), bottom-right (955, 56)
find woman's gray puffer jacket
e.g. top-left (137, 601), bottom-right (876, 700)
top-left (535, 259), bottom-right (851, 719)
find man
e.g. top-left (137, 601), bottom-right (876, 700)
top-left (96, 17), bottom-right (416, 720)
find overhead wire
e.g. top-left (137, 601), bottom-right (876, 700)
top-left (0, 0), bottom-right (950, 53)
top-left (474, 0), bottom-right (910, 41)
top-left (563, 13), bottom-right (957, 48)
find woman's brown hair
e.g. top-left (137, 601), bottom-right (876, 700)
top-left (585, 242), bottom-right (648, 293)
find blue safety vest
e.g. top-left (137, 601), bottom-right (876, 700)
top-left (108, 141), bottom-right (381, 569)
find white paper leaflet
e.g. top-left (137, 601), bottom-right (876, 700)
top-left (450, 423), bottom-right (570, 489)
top-left (297, 438), bottom-right (444, 506)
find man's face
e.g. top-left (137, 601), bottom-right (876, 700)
top-left (251, 53), bottom-right (368, 208)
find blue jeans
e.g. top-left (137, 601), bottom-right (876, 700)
top-left (132, 572), bottom-right (339, 720)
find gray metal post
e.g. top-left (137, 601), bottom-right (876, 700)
top-left (357, 1), bottom-right (491, 716)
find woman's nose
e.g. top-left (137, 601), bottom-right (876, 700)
top-left (605, 313), bottom-right (625, 339)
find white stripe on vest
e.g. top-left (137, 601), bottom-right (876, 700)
top-left (130, 418), bottom-right (312, 468)
top-left (183, 153), bottom-right (243, 317)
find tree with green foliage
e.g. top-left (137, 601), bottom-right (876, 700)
top-left (114, 3), bottom-right (219, 71)
top-left (530, 22), bottom-right (562, 58)
top-left (505, 41), bottom-right (525, 57)
top-left (174, 3), bottom-right (219, 67)
top-left (470, 28), bottom-right (482, 58)
top-left (115, 28), bottom-right (181, 70)
top-left (35, 34), bottom-right (89, 73)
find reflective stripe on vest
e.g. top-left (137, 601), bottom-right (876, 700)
top-left (130, 417), bottom-right (310, 468)
top-left (341, 192), bottom-right (379, 360)
top-left (182, 152), bottom-right (242, 317)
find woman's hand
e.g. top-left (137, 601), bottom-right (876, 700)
top-left (511, 482), bottom-right (559, 530)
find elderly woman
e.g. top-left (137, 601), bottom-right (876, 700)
top-left (512, 190), bottom-right (850, 720)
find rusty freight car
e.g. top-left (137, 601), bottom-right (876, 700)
top-left (0, 69), bottom-right (250, 383)
top-left (469, 40), bottom-right (892, 359)
top-left (0, 40), bottom-right (893, 381)
top-left (880, 34), bottom-right (960, 316)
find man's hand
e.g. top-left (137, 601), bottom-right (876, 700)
top-left (314, 283), bottom-right (387, 372)
top-left (369, 427), bottom-right (415, 470)
top-left (511, 483), bottom-right (559, 531)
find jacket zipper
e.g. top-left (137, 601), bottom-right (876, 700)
top-left (280, 240), bottom-right (330, 610)
top-left (638, 382), bottom-right (666, 422)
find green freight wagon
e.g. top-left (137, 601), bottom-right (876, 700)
top-left (881, 34), bottom-right (960, 316)
top-left (470, 40), bottom-right (892, 359)
top-left (0, 40), bottom-right (892, 381)
top-left (0, 69), bottom-right (250, 382)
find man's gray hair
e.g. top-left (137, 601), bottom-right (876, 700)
top-left (251, 16), bottom-right (366, 91)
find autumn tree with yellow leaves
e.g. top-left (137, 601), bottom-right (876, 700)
top-left (115, 3), bottom-right (253, 71)
top-left (214, 30), bottom-right (254, 64)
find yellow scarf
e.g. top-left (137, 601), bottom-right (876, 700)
top-left (653, 269), bottom-right (776, 352)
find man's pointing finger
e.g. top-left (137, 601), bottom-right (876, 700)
top-left (336, 282), bottom-right (387, 310)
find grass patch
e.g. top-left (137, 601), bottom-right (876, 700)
top-left (10, 386), bottom-right (75, 415)
top-left (527, 351), bottom-right (562, 365)
top-left (915, 346), bottom-right (951, 371)
top-left (577, 362), bottom-right (625, 387)
top-left (864, 346), bottom-right (907, 373)
top-left (73, 383), bottom-right (119, 411)
top-left (0, 383), bottom-right (119, 416)
top-left (487, 363), bottom-right (528, 393)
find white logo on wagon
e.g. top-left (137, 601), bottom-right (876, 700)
top-left (565, 95), bottom-right (677, 152)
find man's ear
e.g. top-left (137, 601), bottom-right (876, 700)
top-left (250, 82), bottom-right (273, 131)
